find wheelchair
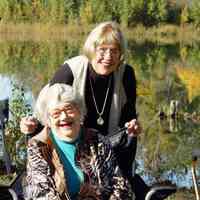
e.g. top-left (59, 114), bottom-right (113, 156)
top-left (0, 186), bottom-right (18, 200)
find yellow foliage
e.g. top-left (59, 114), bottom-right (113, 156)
top-left (180, 46), bottom-right (188, 62)
top-left (79, 2), bottom-right (93, 25)
top-left (181, 5), bottom-right (189, 25)
top-left (137, 83), bottom-right (152, 96)
top-left (176, 66), bottom-right (200, 102)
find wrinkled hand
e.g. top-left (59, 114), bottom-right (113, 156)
top-left (20, 116), bottom-right (38, 134)
top-left (125, 119), bottom-right (142, 137)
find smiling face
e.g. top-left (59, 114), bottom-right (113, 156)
top-left (83, 22), bottom-right (126, 75)
top-left (91, 43), bottom-right (121, 75)
top-left (48, 102), bottom-right (81, 142)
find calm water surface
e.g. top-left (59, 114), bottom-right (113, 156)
top-left (0, 39), bottom-right (199, 199)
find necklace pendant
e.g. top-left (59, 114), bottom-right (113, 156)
top-left (97, 116), bottom-right (104, 125)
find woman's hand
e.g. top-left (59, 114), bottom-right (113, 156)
top-left (20, 116), bottom-right (38, 134)
top-left (125, 119), bottom-right (142, 137)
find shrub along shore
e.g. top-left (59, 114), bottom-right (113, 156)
top-left (0, 22), bottom-right (199, 44)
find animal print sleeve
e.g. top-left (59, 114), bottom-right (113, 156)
top-left (25, 140), bottom-right (61, 200)
top-left (109, 166), bottom-right (134, 200)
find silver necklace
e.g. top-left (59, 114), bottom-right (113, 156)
top-left (89, 77), bottom-right (111, 125)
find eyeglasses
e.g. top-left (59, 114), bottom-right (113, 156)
top-left (48, 104), bottom-right (76, 119)
top-left (96, 47), bottom-right (120, 57)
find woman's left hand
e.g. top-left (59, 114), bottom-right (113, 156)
top-left (125, 119), bottom-right (142, 137)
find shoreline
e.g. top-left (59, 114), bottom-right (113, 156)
top-left (0, 23), bottom-right (199, 44)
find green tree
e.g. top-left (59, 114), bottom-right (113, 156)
top-left (80, 0), bottom-right (120, 25)
top-left (0, 0), bottom-right (10, 22)
top-left (47, 0), bottom-right (65, 24)
top-left (119, 0), bottom-right (144, 27)
top-left (5, 83), bottom-right (32, 166)
top-left (119, 0), bottom-right (168, 27)
top-left (0, 0), bottom-right (24, 22)
top-left (189, 0), bottom-right (200, 26)
top-left (146, 0), bottom-right (168, 25)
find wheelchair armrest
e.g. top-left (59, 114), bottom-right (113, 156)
top-left (0, 187), bottom-right (19, 200)
top-left (145, 185), bottom-right (177, 200)
top-left (8, 188), bottom-right (19, 200)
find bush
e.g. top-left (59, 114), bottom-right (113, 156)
top-left (189, 0), bottom-right (200, 26)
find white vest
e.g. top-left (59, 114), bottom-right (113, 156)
top-left (35, 55), bottom-right (127, 134)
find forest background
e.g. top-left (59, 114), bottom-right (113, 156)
top-left (0, 0), bottom-right (200, 36)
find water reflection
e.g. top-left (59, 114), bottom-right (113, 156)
top-left (137, 114), bottom-right (200, 189)
top-left (0, 40), bottom-right (199, 197)
top-left (0, 75), bottom-right (12, 101)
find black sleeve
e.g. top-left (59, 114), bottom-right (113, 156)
top-left (114, 135), bottom-right (137, 178)
top-left (49, 63), bottom-right (74, 86)
top-left (119, 65), bottom-right (137, 127)
top-left (116, 65), bottom-right (137, 176)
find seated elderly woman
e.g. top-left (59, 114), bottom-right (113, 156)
top-left (24, 83), bottom-right (134, 200)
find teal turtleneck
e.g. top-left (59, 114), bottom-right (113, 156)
top-left (50, 131), bottom-right (84, 199)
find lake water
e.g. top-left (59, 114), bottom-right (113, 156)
top-left (0, 38), bottom-right (200, 199)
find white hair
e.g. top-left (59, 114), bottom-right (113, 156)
top-left (34, 83), bottom-right (83, 125)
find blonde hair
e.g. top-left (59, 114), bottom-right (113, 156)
top-left (82, 21), bottom-right (127, 62)
top-left (34, 84), bottom-right (83, 125)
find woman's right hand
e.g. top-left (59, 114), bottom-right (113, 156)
top-left (20, 116), bottom-right (38, 134)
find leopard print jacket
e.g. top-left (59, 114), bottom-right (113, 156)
top-left (25, 128), bottom-right (135, 200)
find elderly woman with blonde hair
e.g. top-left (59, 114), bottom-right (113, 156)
top-left (24, 83), bottom-right (134, 200)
